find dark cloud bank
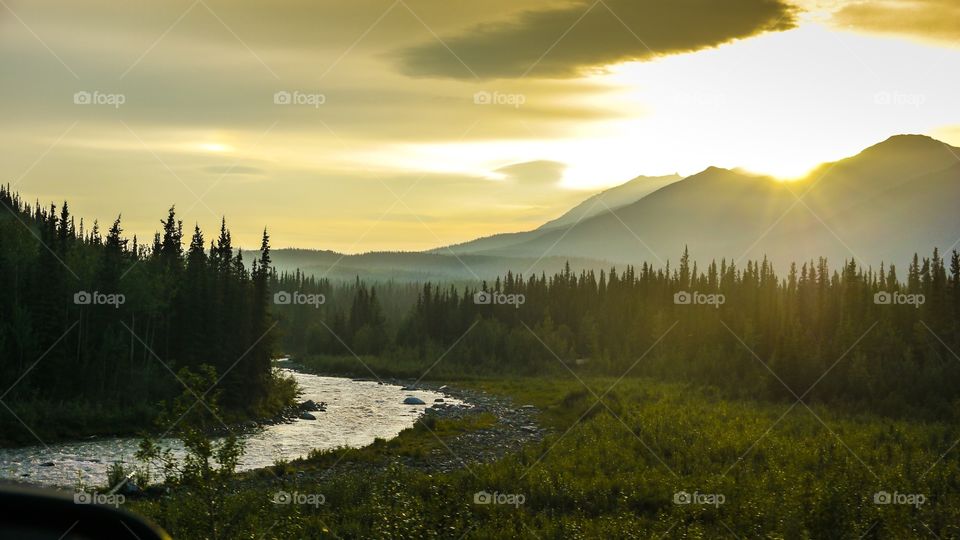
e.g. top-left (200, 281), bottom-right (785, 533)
top-left (395, 0), bottom-right (797, 79)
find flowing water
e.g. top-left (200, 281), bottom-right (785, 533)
top-left (0, 366), bottom-right (457, 488)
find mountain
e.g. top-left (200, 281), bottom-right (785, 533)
top-left (537, 174), bottom-right (682, 230)
top-left (439, 174), bottom-right (681, 255)
top-left (283, 135), bottom-right (959, 281)
top-left (274, 171), bottom-right (675, 280)
top-left (438, 135), bottom-right (960, 270)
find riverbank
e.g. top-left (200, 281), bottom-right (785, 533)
top-left (271, 357), bottom-right (549, 477)
top-left (0, 370), bottom-right (457, 488)
top-left (281, 380), bottom-right (548, 481)
top-left (0, 365), bottom-right (300, 449)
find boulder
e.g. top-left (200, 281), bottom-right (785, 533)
top-left (403, 396), bottom-right (426, 405)
top-left (434, 398), bottom-right (445, 403)
top-left (119, 480), bottom-right (142, 496)
top-left (300, 400), bottom-right (320, 411)
top-left (299, 412), bottom-right (317, 420)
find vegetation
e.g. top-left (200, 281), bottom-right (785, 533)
top-left (279, 247), bottom-right (960, 419)
top-left (134, 366), bottom-right (251, 540)
top-left (0, 187), bottom-right (288, 445)
top-left (4, 186), bottom-right (960, 537)
top-left (130, 376), bottom-right (960, 538)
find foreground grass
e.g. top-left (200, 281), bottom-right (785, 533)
top-left (131, 376), bottom-right (960, 539)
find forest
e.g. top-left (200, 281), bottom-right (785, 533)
top-left (5, 181), bottom-right (959, 447)
top-left (276, 247), bottom-right (960, 420)
top-left (0, 186), bottom-right (285, 445)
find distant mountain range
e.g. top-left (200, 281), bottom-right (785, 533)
top-left (274, 135), bottom-right (960, 281)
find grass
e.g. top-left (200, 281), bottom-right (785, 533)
top-left (130, 374), bottom-right (960, 538)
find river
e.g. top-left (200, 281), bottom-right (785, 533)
top-left (0, 366), bottom-right (457, 488)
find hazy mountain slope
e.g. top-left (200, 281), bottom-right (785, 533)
top-left (439, 174), bottom-right (682, 255)
top-left (283, 135), bottom-right (959, 280)
top-left (462, 135), bottom-right (960, 269)
top-left (431, 229), bottom-right (555, 256)
top-left (475, 167), bottom-right (801, 264)
top-left (800, 161), bottom-right (960, 265)
top-left (801, 134), bottom-right (960, 219)
top-left (537, 174), bottom-right (682, 230)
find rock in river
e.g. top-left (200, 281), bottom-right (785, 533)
top-left (300, 400), bottom-right (319, 411)
top-left (403, 396), bottom-right (426, 405)
top-left (299, 412), bottom-right (317, 420)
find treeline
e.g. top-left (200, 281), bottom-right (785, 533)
top-left (280, 248), bottom-right (960, 418)
top-left (0, 186), bottom-right (278, 443)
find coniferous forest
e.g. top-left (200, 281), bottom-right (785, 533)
top-left (276, 247), bottom-right (960, 419)
top-left (0, 186), bottom-right (281, 445)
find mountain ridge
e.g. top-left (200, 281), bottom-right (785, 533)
top-left (281, 134), bottom-right (960, 280)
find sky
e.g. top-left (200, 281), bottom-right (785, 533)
top-left (2, 0), bottom-right (959, 252)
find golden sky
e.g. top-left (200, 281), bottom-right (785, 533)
top-left (2, 0), bottom-right (958, 251)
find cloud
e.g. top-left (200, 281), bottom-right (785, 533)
top-left (494, 160), bottom-right (566, 185)
top-left (832, 0), bottom-right (960, 43)
top-left (395, 0), bottom-right (797, 79)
